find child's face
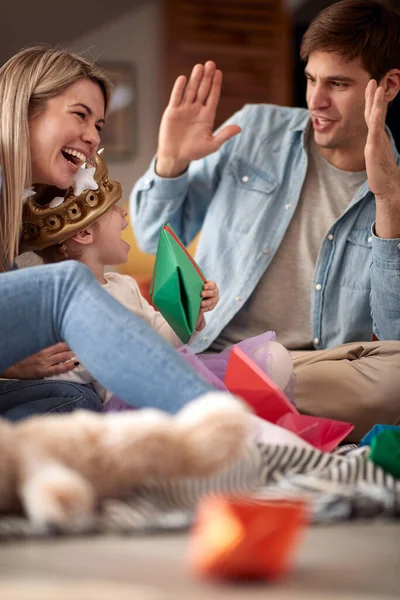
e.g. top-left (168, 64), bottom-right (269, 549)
top-left (93, 204), bottom-right (130, 266)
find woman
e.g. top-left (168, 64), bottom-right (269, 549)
top-left (0, 45), bottom-right (215, 417)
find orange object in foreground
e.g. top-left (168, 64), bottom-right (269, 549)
top-left (189, 497), bottom-right (309, 581)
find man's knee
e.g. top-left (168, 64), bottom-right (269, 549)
top-left (371, 362), bottom-right (400, 420)
top-left (294, 344), bottom-right (400, 440)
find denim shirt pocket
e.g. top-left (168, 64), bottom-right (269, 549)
top-left (225, 156), bottom-right (279, 233)
top-left (340, 229), bottom-right (373, 290)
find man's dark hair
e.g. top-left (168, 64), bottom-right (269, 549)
top-left (300, 0), bottom-right (400, 81)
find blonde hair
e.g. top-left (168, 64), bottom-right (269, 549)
top-left (0, 45), bottom-right (113, 272)
top-left (39, 242), bottom-right (70, 264)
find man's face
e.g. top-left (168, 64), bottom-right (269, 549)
top-left (305, 51), bottom-right (371, 158)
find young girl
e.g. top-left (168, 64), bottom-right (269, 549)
top-left (21, 150), bottom-right (220, 404)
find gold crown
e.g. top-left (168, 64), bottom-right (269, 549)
top-left (21, 152), bottom-right (122, 252)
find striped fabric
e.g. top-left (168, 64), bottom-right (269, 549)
top-left (0, 443), bottom-right (398, 539)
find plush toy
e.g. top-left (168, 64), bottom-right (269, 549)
top-left (0, 393), bottom-right (249, 529)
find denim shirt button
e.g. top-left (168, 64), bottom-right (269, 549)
top-left (328, 234), bottom-right (334, 241)
top-left (242, 176), bottom-right (249, 183)
top-left (235, 296), bottom-right (242, 302)
top-left (263, 248), bottom-right (270, 255)
top-left (285, 203), bottom-right (292, 210)
top-left (368, 236), bottom-right (373, 243)
top-left (315, 283), bottom-right (322, 291)
top-left (314, 337), bottom-right (320, 345)
top-left (203, 336), bottom-right (209, 342)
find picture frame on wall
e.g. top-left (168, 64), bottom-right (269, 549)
top-left (100, 61), bottom-right (136, 161)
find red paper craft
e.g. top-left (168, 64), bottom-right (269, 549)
top-left (225, 347), bottom-right (354, 452)
top-left (278, 413), bottom-right (354, 453)
top-left (189, 497), bottom-right (308, 581)
top-left (224, 347), bottom-right (297, 423)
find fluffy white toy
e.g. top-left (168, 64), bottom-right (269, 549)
top-left (0, 393), bottom-right (249, 529)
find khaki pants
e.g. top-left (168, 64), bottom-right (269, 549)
top-left (292, 341), bottom-right (400, 442)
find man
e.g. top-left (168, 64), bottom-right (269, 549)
top-left (130, 0), bottom-right (400, 440)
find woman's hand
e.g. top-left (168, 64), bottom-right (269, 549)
top-left (195, 280), bottom-right (220, 331)
top-left (1, 343), bottom-right (80, 379)
top-left (156, 61), bottom-right (241, 178)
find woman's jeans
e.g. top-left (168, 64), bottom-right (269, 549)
top-left (0, 261), bottom-right (211, 413)
top-left (0, 379), bottom-right (102, 421)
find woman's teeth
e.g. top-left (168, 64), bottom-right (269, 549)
top-left (61, 147), bottom-right (87, 166)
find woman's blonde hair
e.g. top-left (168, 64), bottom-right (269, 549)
top-left (0, 45), bottom-right (113, 272)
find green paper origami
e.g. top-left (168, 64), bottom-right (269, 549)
top-left (150, 224), bottom-right (206, 343)
top-left (369, 428), bottom-right (400, 480)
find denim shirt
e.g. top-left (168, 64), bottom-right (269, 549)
top-left (130, 104), bottom-right (400, 353)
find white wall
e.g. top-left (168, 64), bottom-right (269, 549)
top-left (67, 0), bottom-right (163, 199)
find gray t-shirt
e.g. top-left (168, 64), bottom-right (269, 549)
top-left (212, 131), bottom-right (367, 351)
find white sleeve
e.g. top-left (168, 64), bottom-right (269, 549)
top-left (44, 364), bottom-right (94, 385)
top-left (106, 273), bottom-right (190, 348)
top-left (130, 279), bottom-right (184, 348)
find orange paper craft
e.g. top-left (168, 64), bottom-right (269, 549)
top-left (189, 497), bottom-right (308, 580)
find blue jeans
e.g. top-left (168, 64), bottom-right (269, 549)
top-left (0, 379), bottom-right (102, 421)
top-left (0, 261), bottom-right (211, 412)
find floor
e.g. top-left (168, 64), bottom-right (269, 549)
top-left (0, 522), bottom-right (399, 599)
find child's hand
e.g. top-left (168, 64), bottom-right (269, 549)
top-left (195, 280), bottom-right (219, 331)
top-left (201, 280), bottom-right (220, 312)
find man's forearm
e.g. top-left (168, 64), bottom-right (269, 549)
top-left (155, 155), bottom-right (189, 178)
top-left (374, 175), bottom-right (400, 239)
top-left (370, 227), bottom-right (400, 340)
